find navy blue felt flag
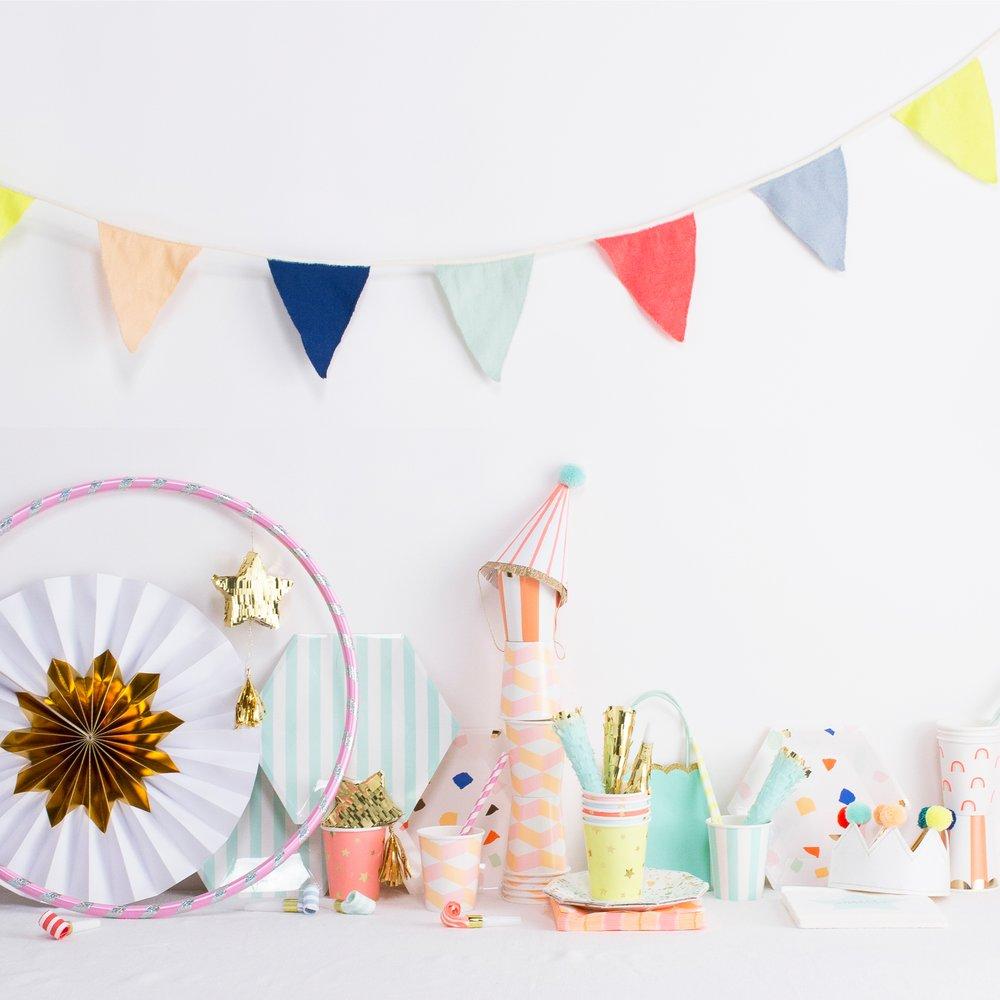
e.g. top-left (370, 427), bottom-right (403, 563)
top-left (267, 260), bottom-right (371, 378)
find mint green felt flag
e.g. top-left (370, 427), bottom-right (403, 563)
top-left (436, 256), bottom-right (533, 381)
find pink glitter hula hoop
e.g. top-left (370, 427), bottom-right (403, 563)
top-left (0, 476), bottom-right (358, 919)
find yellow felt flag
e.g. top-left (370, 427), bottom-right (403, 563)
top-left (893, 59), bottom-right (997, 183)
top-left (0, 188), bottom-right (33, 242)
top-left (98, 223), bottom-right (201, 352)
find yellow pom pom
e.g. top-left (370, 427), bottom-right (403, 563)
top-left (874, 803), bottom-right (907, 829)
top-left (925, 805), bottom-right (951, 832)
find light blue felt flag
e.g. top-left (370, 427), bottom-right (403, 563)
top-left (436, 255), bottom-right (533, 381)
top-left (752, 148), bottom-right (848, 271)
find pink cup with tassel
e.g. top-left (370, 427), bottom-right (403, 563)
top-left (322, 826), bottom-right (386, 900)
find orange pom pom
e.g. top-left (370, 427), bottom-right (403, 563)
top-left (874, 803), bottom-right (907, 829)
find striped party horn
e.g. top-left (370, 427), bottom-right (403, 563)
top-left (39, 910), bottom-right (100, 940)
top-left (460, 752), bottom-right (510, 835)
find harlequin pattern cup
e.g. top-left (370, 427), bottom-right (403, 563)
top-left (322, 826), bottom-right (386, 901)
top-left (501, 641), bottom-right (560, 720)
top-left (417, 825), bottom-right (485, 912)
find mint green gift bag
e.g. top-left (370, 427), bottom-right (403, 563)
top-left (631, 690), bottom-right (712, 885)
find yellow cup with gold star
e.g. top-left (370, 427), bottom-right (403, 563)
top-left (582, 792), bottom-right (651, 903)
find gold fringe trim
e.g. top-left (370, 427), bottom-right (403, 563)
top-left (479, 561), bottom-right (568, 606)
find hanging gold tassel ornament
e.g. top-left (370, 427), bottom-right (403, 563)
top-left (379, 825), bottom-right (412, 887)
top-left (234, 666), bottom-right (265, 729)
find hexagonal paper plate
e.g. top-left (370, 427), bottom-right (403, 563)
top-left (260, 633), bottom-right (458, 825)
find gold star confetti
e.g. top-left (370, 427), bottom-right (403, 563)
top-left (358, 872), bottom-right (368, 882)
top-left (625, 867), bottom-right (635, 879)
top-left (213, 551), bottom-right (293, 629)
top-left (341, 848), bottom-right (351, 857)
top-left (607, 845), bottom-right (615, 854)
top-left (0, 651), bottom-right (182, 832)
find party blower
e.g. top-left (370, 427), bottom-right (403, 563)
top-left (479, 464), bottom-right (585, 903)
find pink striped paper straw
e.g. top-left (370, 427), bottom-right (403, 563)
top-left (460, 753), bottom-right (510, 835)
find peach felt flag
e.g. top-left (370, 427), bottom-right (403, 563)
top-left (893, 59), bottom-right (997, 183)
top-left (98, 223), bottom-right (201, 351)
top-left (596, 215), bottom-right (697, 342)
top-left (0, 188), bottom-right (33, 243)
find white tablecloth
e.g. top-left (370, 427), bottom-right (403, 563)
top-left (2, 881), bottom-right (993, 998)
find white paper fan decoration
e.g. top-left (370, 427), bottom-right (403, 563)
top-left (0, 574), bottom-right (260, 903)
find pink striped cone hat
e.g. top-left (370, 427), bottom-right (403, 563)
top-left (481, 464), bottom-right (585, 608)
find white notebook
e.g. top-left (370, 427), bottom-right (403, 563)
top-left (781, 886), bottom-right (946, 928)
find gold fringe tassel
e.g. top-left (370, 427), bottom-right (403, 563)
top-left (378, 826), bottom-right (411, 887)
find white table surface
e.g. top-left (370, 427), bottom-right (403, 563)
top-left (2, 881), bottom-right (995, 999)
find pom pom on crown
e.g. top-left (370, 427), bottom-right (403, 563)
top-left (924, 805), bottom-right (954, 832)
top-left (845, 801), bottom-right (872, 825)
top-left (558, 464), bottom-right (586, 489)
top-left (874, 803), bottom-right (907, 829)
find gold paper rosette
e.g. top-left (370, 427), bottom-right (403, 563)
top-left (1, 651), bottom-right (182, 832)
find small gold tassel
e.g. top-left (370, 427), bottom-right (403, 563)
top-left (235, 667), bottom-right (265, 729)
top-left (378, 825), bottom-right (411, 887)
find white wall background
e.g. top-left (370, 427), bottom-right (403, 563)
top-left (1, 2), bottom-right (1000, 858)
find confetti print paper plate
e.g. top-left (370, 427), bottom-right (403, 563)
top-left (544, 868), bottom-right (708, 911)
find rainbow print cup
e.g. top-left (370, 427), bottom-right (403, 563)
top-left (417, 825), bottom-right (485, 912)
top-left (582, 792), bottom-right (651, 902)
top-left (706, 816), bottom-right (770, 901)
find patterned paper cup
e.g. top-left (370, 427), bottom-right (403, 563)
top-left (706, 816), bottom-right (770, 902)
top-left (503, 796), bottom-right (568, 875)
top-left (501, 641), bottom-right (560, 720)
top-left (583, 814), bottom-right (649, 903)
top-left (322, 826), bottom-right (386, 901)
top-left (417, 825), bottom-right (485, 912)
top-left (947, 813), bottom-right (997, 891)
top-left (499, 572), bottom-right (558, 642)
top-left (505, 719), bottom-right (564, 799)
top-left (937, 722), bottom-right (1000, 815)
top-left (582, 791), bottom-right (651, 821)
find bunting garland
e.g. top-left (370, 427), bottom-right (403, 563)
top-left (893, 59), bottom-right (996, 183)
top-left (752, 148), bottom-right (848, 271)
top-left (267, 260), bottom-right (370, 378)
top-left (0, 36), bottom-right (997, 378)
top-left (98, 224), bottom-right (201, 352)
top-left (436, 256), bottom-right (533, 380)
top-left (596, 215), bottom-right (697, 342)
top-left (0, 187), bottom-right (33, 243)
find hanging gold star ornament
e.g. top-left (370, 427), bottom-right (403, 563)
top-left (0, 651), bottom-right (182, 832)
top-left (212, 551), bottom-right (293, 629)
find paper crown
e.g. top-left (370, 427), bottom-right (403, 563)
top-left (480, 464), bottom-right (585, 606)
top-left (827, 824), bottom-right (950, 897)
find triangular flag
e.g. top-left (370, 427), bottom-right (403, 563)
top-left (267, 260), bottom-right (370, 378)
top-left (435, 255), bottom-right (533, 381)
top-left (0, 188), bottom-right (33, 243)
top-left (596, 214), bottom-right (696, 342)
top-left (893, 59), bottom-right (996, 182)
top-left (98, 223), bottom-right (200, 352)
top-left (752, 148), bottom-right (848, 270)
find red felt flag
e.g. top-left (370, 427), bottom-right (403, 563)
top-left (596, 214), bottom-right (697, 342)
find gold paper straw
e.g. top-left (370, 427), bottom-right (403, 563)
top-left (603, 706), bottom-right (636, 794)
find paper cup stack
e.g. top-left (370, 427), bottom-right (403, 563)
top-left (499, 612), bottom-right (569, 903)
top-left (480, 469), bottom-right (584, 905)
top-left (937, 722), bottom-right (1000, 890)
top-left (582, 791), bottom-right (651, 902)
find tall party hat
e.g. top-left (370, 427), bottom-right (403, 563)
top-left (480, 464), bottom-right (585, 607)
